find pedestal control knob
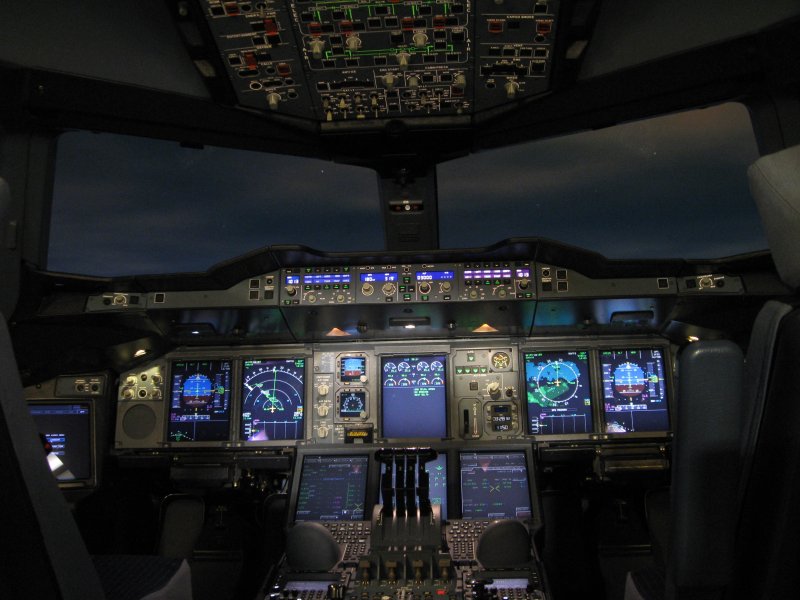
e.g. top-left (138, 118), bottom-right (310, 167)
top-left (318, 384), bottom-right (330, 396)
top-left (362, 282), bottom-right (374, 296)
top-left (396, 52), bottom-right (411, 70)
top-left (407, 75), bottom-right (421, 88)
top-left (453, 73), bottom-right (467, 91)
top-left (487, 381), bottom-right (502, 399)
top-left (505, 80), bottom-right (520, 99)
top-left (317, 403), bottom-right (330, 417)
top-left (309, 38), bottom-right (325, 60)
top-left (123, 387), bottom-right (134, 399)
top-left (383, 73), bottom-right (397, 89)
top-left (346, 35), bottom-right (361, 51)
top-left (382, 282), bottom-right (397, 296)
top-left (412, 32), bottom-right (428, 48)
top-left (286, 285), bottom-right (297, 297)
top-left (418, 282), bottom-right (431, 294)
top-left (267, 92), bottom-right (281, 111)
top-left (317, 424), bottom-right (330, 438)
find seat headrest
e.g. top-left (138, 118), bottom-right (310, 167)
top-left (749, 144), bottom-right (800, 290)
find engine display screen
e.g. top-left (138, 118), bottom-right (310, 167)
top-left (460, 451), bottom-right (531, 520)
top-left (382, 355), bottom-right (447, 438)
top-left (29, 403), bottom-right (92, 481)
top-left (524, 350), bottom-right (593, 435)
top-left (168, 360), bottom-right (232, 442)
top-left (295, 455), bottom-right (369, 521)
top-left (241, 358), bottom-right (305, 441)
top-left (601, 348), bottom-right (669, 433)
top-left (339, 356), bottom-right (367, 383)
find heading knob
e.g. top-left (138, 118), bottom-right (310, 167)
top-left (361, 282), bottom-right (374, 296)
top-left (382, 282), bottom-right (397, 296)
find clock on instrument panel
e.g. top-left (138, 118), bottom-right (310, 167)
top-left (491, 352), bottom-right (511, 370)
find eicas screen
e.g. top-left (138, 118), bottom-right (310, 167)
top-left (524, 350), bottom-right (593, 435)
top-left (295, 455), bottom-right (369, 521)
top-left (460, 451), bottom-right (531, 520)
top-left (381, 355), bottom-right (447, 438)
top-left (601, 348), bottom-right (669, 433)
top-left (241, 358), bottom-right (306, 441)
top-left (29, 403), bottom-right (92, 481)
top-left (168, 359), bottom-right (232, 442)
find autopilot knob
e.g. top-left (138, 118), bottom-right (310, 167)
top-left (362, 282), bottom-right (374, 296)
top-left (286, 285), bottom-right (297, 297)
top-left (306, 293), bottom-right (317, 303)
top-left (440, 281), bottom-right (452, 293)
top-left (487, 381), bottom-right (502, 399)
top-left (518, 278), bottom-right (530, 290)
top-left (418, 282), bottom-right (432, 294)
top-left (382, 282), bottom-right (397, 296)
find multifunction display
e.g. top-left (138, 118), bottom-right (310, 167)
top-left (295, 455), bottom-right (369, 521)
top-left (241, 358), bottom-right (305, 441)
top-left (601, 348), bottom-right (669, 433)
top-left (168, 360), bottom-right (232, 442)
top-left (29, 403), bottom-right (92, 481)
top-left (524, 350), bottom-right (593, 435)
top-left (460, 451), bottom-right (531, 520)
top-left (382, 355), bottom-right (447, 438)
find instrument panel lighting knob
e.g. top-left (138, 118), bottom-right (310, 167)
top-left (267, 92), bottom-right (281, 111)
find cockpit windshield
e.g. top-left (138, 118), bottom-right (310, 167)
top-left (49, 102), bottom-right (763, 277)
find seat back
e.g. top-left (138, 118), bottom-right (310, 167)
top-left (0, 314), bottom-right (106, 599)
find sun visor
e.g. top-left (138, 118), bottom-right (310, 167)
top-left (749, 144), bottom-right (800, 290)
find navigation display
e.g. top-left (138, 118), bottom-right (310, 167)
top-left (601, 348), bottom-right (669, 433)
top-left (241, 358), bottom-right (305, 441)
top-left (295, 455), bottom-right (369, 521)
top-left (460, 451), bottom-right (531, 520)
top-left (168, 360), bottom-right (232, 442)
top-left (524, 350), bottom-right (593, 435)
top-left (338, 390), bottom-right (367, 418)
top-left (339, 355), bottom-right (367, 383)
top-left (29, 403), bottom-right (92, 481)
top-left (382, 355), bottom-right (447, 438)
top-left (381, 453), bottom-right (448, 520)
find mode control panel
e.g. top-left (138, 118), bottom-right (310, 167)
top-left (280, 266), bottom-right (355, 305)
top-left (311, 351), bottom-right (377, 443)
top-left (453, 347), bottom-right (522, 440)
top-left (459, 261), bottom-right (533, 301)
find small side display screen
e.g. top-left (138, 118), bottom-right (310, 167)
top-left (380, 453), bottom-right (448, 520)
top-left (460, 451), bottom-right (531, 520)
top-left (601, 348), bottom-right (669, 433)
top-left (29, 403), bottom-right (92, 481)
top-left (524, 350), bottom-right (593, 435)
top-left (241, 358), bottom-right (305, 442)
top-left (168, 360), bottom-right (232, 442)
top-left (339, 390), bottom-right (367, 418)
top-left (339, 356), bottom-right (367, 383)
top-left (295, 455), bottom-right (369, 521)
top-left (382, 355), bottom-right (447, 438)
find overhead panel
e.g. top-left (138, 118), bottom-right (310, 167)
top-left (195, 0), bottom-right (560, 123)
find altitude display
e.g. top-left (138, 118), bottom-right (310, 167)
top-left (382, 355), bottom-right (447, 438)
top-left (339, 355), bottom-right (367, 383)
top-left (525, 350), bottom-right (593, 435)
top-left (295, 455), bottom-right (369, 521)
top-left (29, 403), bottom-right (92, 481)
top-left (460, 451), bottom-right (531, 520)
top-left (168, 360), bottom-right (232, 442)
top-left (338, 390), bottom-right (367, 418)
top-left (381, 453), bottom-right (448, 520)
top-left (601, 348), bottom-right (669, 433)
top-left (241, 358), bottom-right (305, 441)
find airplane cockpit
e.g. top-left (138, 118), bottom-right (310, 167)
top-left (1, 2), bottom-right (800, 600)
